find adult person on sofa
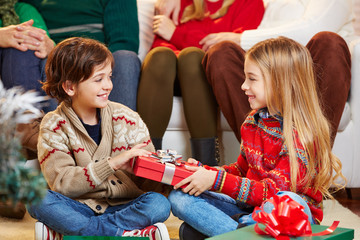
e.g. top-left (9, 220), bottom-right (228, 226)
top-left (20, 0), bottom-right (141, 111)
top-left (137, 0), bottom-right (265, 166)
top-left (0, 0), bottom-right (55, 220)
top-left (0, 1), bottom-right (56, 112)
top-left (157, 0), bottom-right (353, 145)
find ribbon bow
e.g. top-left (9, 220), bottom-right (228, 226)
top-left (252, 195), bottom-right (339, 240)
top-left (150, 149), bottom-right (182, 165)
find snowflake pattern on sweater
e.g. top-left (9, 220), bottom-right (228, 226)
top-left (37, 101), bottom-right (154, 214)
top-left (207, 109), bottom-right (323, 223)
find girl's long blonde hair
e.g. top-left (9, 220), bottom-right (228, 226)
top-left (245, 37), bottom-right (346, 199)
top-left (181, 0), bottom-right (235, 24)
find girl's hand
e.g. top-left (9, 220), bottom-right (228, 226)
top-left (200, 32), bottom-right (241, 51)
top-left (174, 166), bottom-right (217, 196)
top-left (108, 143), bottom-right (151, 173)
top-left (153, 15), bottom-right (176, 41)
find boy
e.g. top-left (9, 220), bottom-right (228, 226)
top-left (27, 37), bottom-right (171, 240)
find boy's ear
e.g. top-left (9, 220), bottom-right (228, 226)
top-left (62, 80), bottom-right (76, 96)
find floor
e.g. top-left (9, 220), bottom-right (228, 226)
top-left (333, 188), bottom-right (360, 217)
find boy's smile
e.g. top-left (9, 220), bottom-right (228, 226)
top-left (64, 61), bottom-right (113, 124)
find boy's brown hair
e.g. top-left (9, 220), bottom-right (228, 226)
top-left (42, 37), bottom-right (114, 104)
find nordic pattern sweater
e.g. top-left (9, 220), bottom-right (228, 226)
top-left (37, 101), bottom-right (154, 214)
top-left (207, 109), bottom-right (323, 223)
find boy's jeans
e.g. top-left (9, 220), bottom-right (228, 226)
top-left (27, 190), bottom-right (171, 236)
top-left (168, 190), bottom-right (314, 237)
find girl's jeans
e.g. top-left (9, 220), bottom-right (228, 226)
top-left (27, 190), bottom-right (171, 236)
top-left (168, 190), bottom-right (315, 237)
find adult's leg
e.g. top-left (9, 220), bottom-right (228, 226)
top-left (111, 50), bottom-right (141, 111)
top-left (306, 32), bottom-right (351, 145)
top-left (178, 47), bottom-right (219, 165)
top-left (137, 47), bottom-right (177, 149)
top-left (0, 48), bottom-right (57, 112)
top-left (202, 41), bottom-right (249, 143)
top-left (27, 190), bottom-right (170, 236)
top-left (169, 190), bottom-right (251, 237)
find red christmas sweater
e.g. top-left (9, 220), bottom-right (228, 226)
top-left (206, 109), bottom-right (323, 223)
top-left (151, 0), bottom-right (265, 54)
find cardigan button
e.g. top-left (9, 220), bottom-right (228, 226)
top-left (111, 180), bottom-right (116, 185)
top-left (96, 205), bottom-right (102, 211)
top-left (117, 180), bottom-right (122, 184)
top-left (95, 160), bottom-right (99, 163)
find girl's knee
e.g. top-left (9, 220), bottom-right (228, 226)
top-left (168, 190), bottom-right (191, 215)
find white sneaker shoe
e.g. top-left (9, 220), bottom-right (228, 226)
top-left (122, 222), bottom-right (170, 240)
top-left (35, 221), bottom-right (63, 240)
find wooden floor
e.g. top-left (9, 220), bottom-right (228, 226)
top-left (333, 188), bottom-right (360, 217)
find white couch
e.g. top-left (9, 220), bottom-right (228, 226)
top-left (137, 0), bottom-right (360, 190)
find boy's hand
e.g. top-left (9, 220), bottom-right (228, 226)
top-left (174, 165), bottom-right (217, 196)
top-left (109, 143), bottom-right (151, 173)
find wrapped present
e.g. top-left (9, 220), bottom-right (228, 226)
top-left (208, 194), bottom-right (354, 240)
top-left (131, 149), bottom-right (194, 187)
top-left (206, 224), bottom-right (354, 240)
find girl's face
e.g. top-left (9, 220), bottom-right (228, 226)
top-left (64, 61), bottom-right (113, 121)
top-left (241, 58), bottom-right (267, 110)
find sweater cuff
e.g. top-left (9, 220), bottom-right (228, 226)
top-left (91, 157), bottom-right (115, 183)
top-left (212, 169), bottom-right (226, 191)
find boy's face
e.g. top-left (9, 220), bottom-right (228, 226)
top-left (67, 61), bottom-right (113, 114)
top-left (242, 58), bottom-right (267, 110)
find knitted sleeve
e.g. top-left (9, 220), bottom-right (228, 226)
top-left (103, 0), bottom-right (139, 53)
top-left (38, 113), bottom-right (114, 198)
top-left (110, 102), bottom-right (155, 153)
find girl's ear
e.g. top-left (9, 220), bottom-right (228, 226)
top-left (62, 80), bottom-right (76, 96)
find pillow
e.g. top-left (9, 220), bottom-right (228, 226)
top-left (137, 0), bottom-right (156, 62)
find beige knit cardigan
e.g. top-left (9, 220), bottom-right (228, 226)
top-left (37, 101), bottom-right (154, 214)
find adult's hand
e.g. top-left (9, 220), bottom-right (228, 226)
top-left (22, 33), bottom-right (55, 59)
top-left (155, 0), bottom-right (180, 25)
top-left (200, 32), bottom-right (241, 51)
top-left (153, 15), bottom-right (176, 41)
top-left (0, 20), bottom-right (36, 51)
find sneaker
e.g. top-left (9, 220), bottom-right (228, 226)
top-left (122, 222), bottom-right (170, 240)
top-left (35, 221), bottom-right (63, 240)
top-left (179, 222), bottom-right (207, 240)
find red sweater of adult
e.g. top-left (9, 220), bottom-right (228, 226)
top-left (151, 0), bottom-right (265, 54)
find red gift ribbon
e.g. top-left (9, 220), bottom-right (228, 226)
top-left (252, 195), bottom-right (339, 240)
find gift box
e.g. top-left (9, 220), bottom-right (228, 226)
top-left (131, 150), bottom-right (194, 187)
top-left (206, 224), bottom-right (355, 240)
top-left (64, 237), bottom-right (147, 239)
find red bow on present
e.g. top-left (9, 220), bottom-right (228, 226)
top-left (252, 195), bottom-right (339, 240)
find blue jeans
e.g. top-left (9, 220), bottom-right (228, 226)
top-left (110, 50), bottom-right (141, 111)
top-left (27, 190), bottom-right (171, 236)
top-left (0, 48), bottom-right (57, 112)
top-left (168, 190), bottom-right (314, 237)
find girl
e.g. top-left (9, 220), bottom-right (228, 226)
top-left (137, 0), bottom-right (264, 165)
top-left (27, 37), bottom-right (171, 240)
top-left (168, 36), bottom-right (345, 239)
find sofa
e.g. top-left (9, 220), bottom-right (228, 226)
top-left (137, 0), bottom-right (360, 190)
